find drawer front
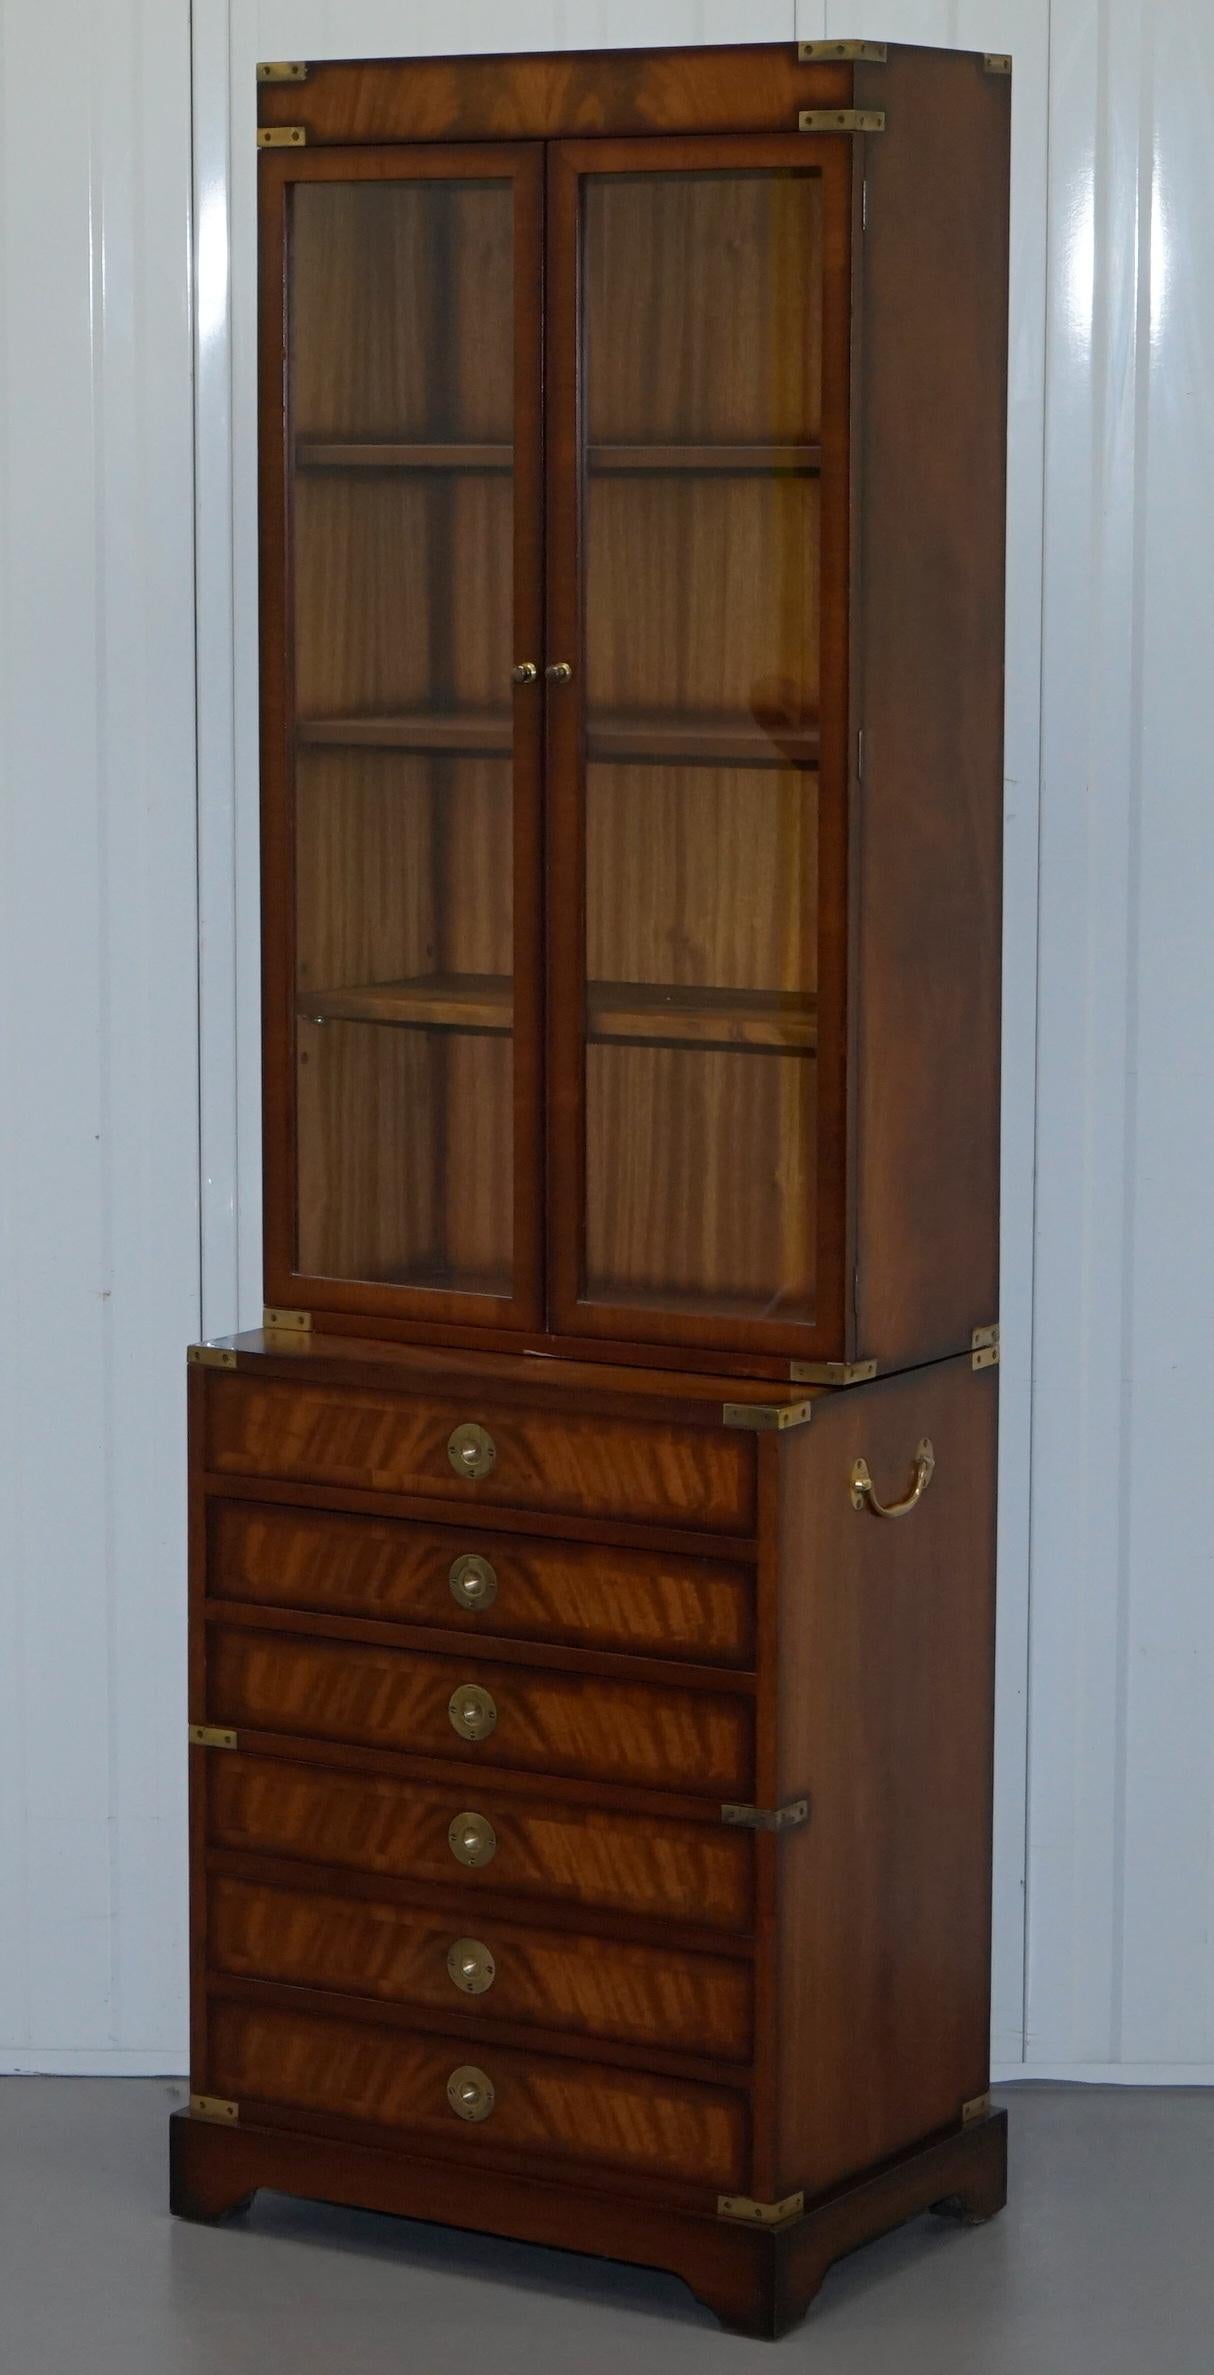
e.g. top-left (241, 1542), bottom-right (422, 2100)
top-left (208, 1998), bottom-right (747, 2188)
top-left (205, 1375), bottom-right (753, 1533)
top-left (211, 1500), bottom-right (753, 1666)
top-left (208, 1754), bottom-right (752, 1933)
top-left (210, 1874), bottom-right (752, 2060)
top-left (210, 1625), bottom-right (751, 1795)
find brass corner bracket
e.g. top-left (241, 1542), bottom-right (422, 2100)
top-left (718, 2189), bottom-right (805, 2228)
top-left (798, 38), bottom-right (886, 63)
top-left (187, 1344), bottom-right (236, 1370)
top-left (972, 1324), bottom-right (1000, 1372)
top-left (721, 1798), bottom-right (809, 1834)
top-left (257, 60), bottom-right (308, 81)
top-left (257, 125), bottom-right (307, 149)
top-left (722, 1400), bottom-right (812, 1432)
top-left (983, 53), bottom-right (1012, 75)
top-left (789, 1357), bottom-right (876, 1387)
top-left (263, 1305), bottom-right (312, 1334)
top-left (188, 1725), bottom-right (237, 1751)
top-left (190, 2095), bottom-right (239, 2124)
top-left (962, 2090), bottom-right (992, 2126)
top-left (798, 108), bottom-right (885, 135)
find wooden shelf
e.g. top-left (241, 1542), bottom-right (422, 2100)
top-left (297, 714), bottom-right (513, 756)
top-left (298, 972), bottom-right (816, 1054)
top-left (588, 980), bottom-right (818, 1054)
top-left (587, 441), bottom-right (822, 474)
top-left (587, 714), bottom-right (820, 769)
top-left (295, 440), bottom-right (513, 470)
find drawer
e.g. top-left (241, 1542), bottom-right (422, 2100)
top-left (207, 1753), bottom-right (752, 1933)
top-left (204, 1374), bottom-right (753, 1534)
top-left (211, 1500), bottom-right (752, 1666)
top-left (209, 1624), bottom-right (751, 1795)
top-left (207, 1998), bottom-right (747, 2189)
top-left (209, 1873), bottom-right (752, 2060)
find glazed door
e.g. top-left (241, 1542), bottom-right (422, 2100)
top-left (260, 144), bottom-right (545, 1329)
top-left (545, 136), bottom-right (852, 1360)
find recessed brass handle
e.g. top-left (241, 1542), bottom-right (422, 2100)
top-left (448, 1937), bottom-right (496, 1996)
top-left (449, 1553), bottom-right (498, 1612)
top-left (545, 660), bottom-right (573, 681)
top-left (850, 1437), bottom-right (935, 1519)
top-left (449, 1683), bottom-right (497, 1743)
top-left (511, 660), bottom-right (537, 682)
top-left (449, 1810), bottom-right (497, 1868)
top-left (448, 1422), bottom-right (495, 1481)
top-left (447, 2064), bottom-right (495, 2122)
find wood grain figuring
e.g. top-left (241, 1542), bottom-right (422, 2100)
top-left (258, 46), bottom-right (852, 146)
top-left (209, 1501), bottom-right (753, 1664)
top-left (296, 1022), bottom-right (442, 1285)
top-left (207, 1999), bottom-right (747, 2187)
top-left (205, 1376), bottom-right (755, 1532)
top-left (773, 1356), bottom-right (999, 2198)
top-left (209, 1875), bottom-right (752, 2059)
top-left (850, 48), bottom-right (1009, 1365)
top-left (207, 1754), bottom-right (752, 1932)
top-left (208, 1626), bottom-right (751, 1794)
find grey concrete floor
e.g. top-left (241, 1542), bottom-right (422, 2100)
top-left (1, 2080), bottom-right (1211, 2373)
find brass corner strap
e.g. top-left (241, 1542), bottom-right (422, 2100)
top-left (721, 1798), bottom-right (808, 1834)
top-left (263, 1305), bottom-right (312, 1334)
top-left (257, 60), bottom-right (308, 81)
top-left (189, 1725), bottom-right (237, 1751)
top-left (722, 1400), bottom-right (812, 1432)
top-left (798, 108), bottom-right (885, 134)
top-left (789, 1358), bottom-right (876, 1387)
top-left (257, 125), bottom-right (307, 148)
top-left (984, 53), bottom-right (1012, 75)
top-left (187, 1344), bottom-right (236, 1370)
top-left (972, 1323), bottom-right (1000, 1371)
top-left (962, 2091), bottom-right (992, 2126)
top-left (718, 2190), bottom-right (805, 2228)
top-left (798, 38), bottom-right (886, 63)
top-left (190, 2095), bottom-right (239, 2124)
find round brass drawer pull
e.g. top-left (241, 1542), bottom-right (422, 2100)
top-left (449, 1553), bottom-right (498, 1613)
top-left (448, 1422), bottom-right (496, 1482)
top-left (448, 2064), bottom-right (495, 2122)
top-left (850, 1436), bottom-right (936, 1519)
top-left (449, 1683), bottom-right (497, 1743)
top-left (448, 1937), bottom-right (496, 1996)
top-left (449, 1810), bottom-right (497, 1868)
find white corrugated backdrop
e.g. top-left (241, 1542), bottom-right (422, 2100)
top-left (1, 0), bottom-right (1211, 2080)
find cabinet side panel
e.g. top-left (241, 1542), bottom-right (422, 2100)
top-left (853, 53), bottom-right (1010, 1365)
top-left (774, 1357), bottom-right (997, 2196)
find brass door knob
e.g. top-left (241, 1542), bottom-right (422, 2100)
top-left (447, 1937), bottom-right (496, 1996)
top-left (447, 1422), bottom-right (495, 1481)
top-left (545, 660), bottom-right (573, 681)
top-left (447, 2064), bottom-right (495, 2122)
top-left (449, 1553), bottom-right (498, 1613)
top-left (449, 1810), bottom-right (497, 1867)
top-left (511, 661), bottom-right (538, 682)
top-left (449, 1683), bottom-right (497, 1743)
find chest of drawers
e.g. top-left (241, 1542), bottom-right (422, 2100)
top-left (171, 1330), bottom-right (1004, 2336)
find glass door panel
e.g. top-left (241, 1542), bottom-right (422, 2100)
top-left (547, 141), bottom-right (847, 1350)
top-left (266, 151), bottom-right (543, 1321)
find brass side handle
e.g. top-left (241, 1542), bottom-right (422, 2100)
top-left (850, 1436), bottom-right (935, 1519)
top-left (545, 660), bottom-right (573, 681)
top-left (511, 661), bottom-right (537, 682)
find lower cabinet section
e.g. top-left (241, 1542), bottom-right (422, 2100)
top-left (206, 1998), bottom-right (750, 2189)
top-left (209, 1873), bottom-right (753, 2059)
top-left (207, 1751), bottom-right (753, 1932)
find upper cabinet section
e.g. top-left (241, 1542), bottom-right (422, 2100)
top-left (257, 47), bottom-right (1010, 1378)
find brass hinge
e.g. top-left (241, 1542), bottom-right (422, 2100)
top-left (789, 1358), bottom-right (876, 1387)
top-left (721, 1798), bottom-right (809, 1834)
top-left (257, 60), bottom-right (308, 81)
top-left (962, 2090), bottom-right (992, 2126)
top-left (972, 1324), bottom-right (1000, 1372)
top-left (187, 1344), bottom-right (236, 1370)
top-left (798, 38), bottom-right (886, 63)
top-left (984, 53), bottom-right (1012, 75)
top-left (263, 1305), bottom-right (312, 1334)
top-left (718, 2189), bottom-right (805, 2228)
top-left (190, 2094), bottom-right (239, 2124)
top-left (799, 108), bottom-right (885, 134)
top-left (722, 1400), bottom-right (812, 1432)
top-left (189, 1725), bottom-right (238, 1751)
top-left (257, 125), bottom-right (307, 148)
